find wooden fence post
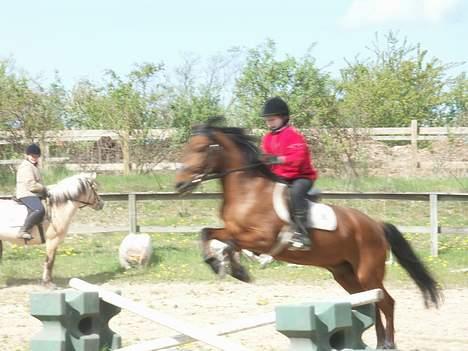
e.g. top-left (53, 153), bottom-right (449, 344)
top-left (430, 193), bottom-right (439, 257)
top-left (39, 140), bottom-right (50, 170)
top-left (411, 120), bottom-right (419, 169)
top-left (128, 193), bottom-right (138, 233)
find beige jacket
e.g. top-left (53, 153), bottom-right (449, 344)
top-left (16, 159), bottom-right (45, 198)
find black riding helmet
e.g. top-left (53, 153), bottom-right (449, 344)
top-left (261, 97), bottom-right (290, 117)
top-left (261, 97), bottom-right (290, 131)
top-left (26, 143), bottom-right (41, 156)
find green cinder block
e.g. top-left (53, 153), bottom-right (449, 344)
top-left (315, 302), bottom-right (352, 332)
top-left (30, 292), bottom-right (66, 317)
top-left (29, 322), bottom-right (66, 351)
top-left (99, 292), bottom-right (122, 348)
top-left (276, 303), bottom-right (317, 337)
top-left (346, 303), bottom-right (377, 349)
top-left (275, 299), bottom-right (377, 351)
top-left (66, 290), bottom-right (100, 315)
top-left (30, 289), bottom-right (121, 351)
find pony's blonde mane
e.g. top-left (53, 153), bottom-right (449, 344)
top-left (48, 174), bottom-right (95, 206)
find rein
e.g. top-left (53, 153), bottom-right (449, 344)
top-left (76, 200), bottom-right (96, 208)
top-left (75, 186), bottom-right (100, 208)
top-left (196, 162), bottom-right (265, 182)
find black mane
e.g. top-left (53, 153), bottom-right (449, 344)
top-left (192, 117), bottom-right (283, 182)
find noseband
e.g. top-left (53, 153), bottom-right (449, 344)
top-left (75, 182), bottom-right (100, 208)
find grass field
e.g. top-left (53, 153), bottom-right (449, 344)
top-left (1, 231), bottom-right (467, 288)
top-left (0, 170), bottom-right (466, 288)
top-left (0, 168), bottom-right (467, 194)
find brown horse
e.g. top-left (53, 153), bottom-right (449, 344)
top-left (175, 118), bottom-right (441, 349)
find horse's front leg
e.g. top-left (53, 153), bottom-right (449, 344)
top-left (201, 227), bottom-right (229, 275)
top-left (224, 245), bottom-right (251, 283)
top-left (201, 227), bottom-right (251, 282)
top-left (42, 233), bottom-right (62, 288)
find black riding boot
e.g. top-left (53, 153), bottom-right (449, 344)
top-left (18, 210), bottom-right (42, 240)
top-left (290, 210), bottom-right (312, 250)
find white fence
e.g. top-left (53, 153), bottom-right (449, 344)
top-left (1, 120), bottom-right (467, 145)
top-left (1, 120), bottom-right (467, 171)
top-left (2, 191), bottom-right (464, 257)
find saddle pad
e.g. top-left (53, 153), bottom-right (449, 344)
top-left (273, 183), bottom-right (337, 231)
top-left (0, 199), bottom-right (28, 231)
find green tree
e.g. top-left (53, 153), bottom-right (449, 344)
top-left (231, 39), bottom-right (334, 129)
top-left (443, 72), bottom-right (468, 125)
top-left (0, 59), bottom-right (65, 162)
top-left (67, 63), bottom-right (165, 174)
top-left (337, 32), bottom-right (460, 127)
top-left (166, 54), bottom-right (225, 141)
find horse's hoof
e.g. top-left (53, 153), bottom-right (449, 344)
top-left (204, 256), bottom-right (222, 275)
top-left (42, 281), bottom-right (57, 290)
top-left (383, 341), bottom-right (396, 349)
top-left (232, 266), bottom-right (251, 283)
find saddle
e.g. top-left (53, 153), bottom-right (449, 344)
top-left (0, 199), bottom-right (47, 242)
top-left (272, 183), bottom-right (337, 231)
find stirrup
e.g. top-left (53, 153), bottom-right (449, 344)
top-left (18, 232), bottom-right (33, 240)
top-left (288, 232), bottom-right (311, 251)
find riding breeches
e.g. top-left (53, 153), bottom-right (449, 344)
top-left (288, 178), bottom-right (314, 213)
top-left (19, 196), bottom-right (45, 231)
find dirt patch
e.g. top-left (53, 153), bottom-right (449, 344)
top-left (361, 138), bottom-right (468, 177)
top-left (0, 280), bottom-right (466, 350)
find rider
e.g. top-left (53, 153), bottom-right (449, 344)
top-left (260, 97), bottom-right (318, 250)
top-left (16, 143), bottom-right (47, 240)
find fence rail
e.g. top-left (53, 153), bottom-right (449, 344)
top-left (1, 120), bottom-right (466, 171)
top-left (1, 121), bottom-right (467, 144)
top-left (2, 191), bottom-right (466, 257)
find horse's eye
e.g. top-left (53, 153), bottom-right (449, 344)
top-left (194, 145), bottom-right (208, 152)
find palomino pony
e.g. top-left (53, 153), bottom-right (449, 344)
top-left (0, 173), bottom-right (104, 287)
top-left (175, 119), bottom-right (441, 349)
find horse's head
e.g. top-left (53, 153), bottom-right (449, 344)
top-left (175, 122), bottom-right (224, 194)
top-left (49, 172), bottom-right (104, 210)
top-left (77, 172), bottom-right (105, 210)
top-left (175, 117), bottom-right (278, 194)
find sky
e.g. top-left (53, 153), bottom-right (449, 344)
top-left (0, 0), bottom-right (467, 88)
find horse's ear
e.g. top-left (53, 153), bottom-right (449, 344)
top-left (79, 172), bottom-right (96, 180)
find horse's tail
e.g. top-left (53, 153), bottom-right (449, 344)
top-left (383, 222), bottom-right (442, 308)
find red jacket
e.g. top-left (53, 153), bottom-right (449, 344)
top-left (261, 125), bottom-right (317, 181)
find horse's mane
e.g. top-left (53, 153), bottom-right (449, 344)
top-left (193, 117), bottom-right (283, 182)
top-left (48, 174), bottom-right (94, 206)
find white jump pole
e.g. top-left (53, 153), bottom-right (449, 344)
top-left (117, 312), bottom-right (275, 351)
top-left (347, 288), bottom-right (384, 307)
top-left (115, 289), bottom-right (384, 351)
top-left (69, 278), bottom-right (249, 351)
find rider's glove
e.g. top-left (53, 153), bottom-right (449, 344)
top-left (261, 154), bottom-right (284, 165)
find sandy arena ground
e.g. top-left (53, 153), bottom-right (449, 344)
top-left (1, 280), bottom-right (467, 351)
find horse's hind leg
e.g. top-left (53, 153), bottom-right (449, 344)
top-left (375, 288), bottom-right (395, 349)
top-left (356, 260), bottom-right (396, 349)
top-left (329, 262), bottom-right (386, 348)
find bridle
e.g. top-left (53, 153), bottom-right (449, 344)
top-left (75, 182), bottom-right (101, 209)
top-left (180, 139), bottom-right (264, 185)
